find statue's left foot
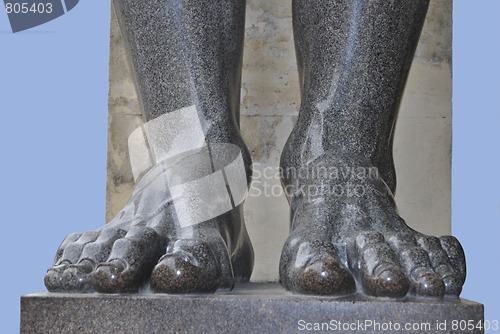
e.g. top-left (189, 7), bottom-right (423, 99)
top-left (279, 155), bottom-right (466, 298)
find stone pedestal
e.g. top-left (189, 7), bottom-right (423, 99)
top-left (21, 283), bottom-right (483, 333)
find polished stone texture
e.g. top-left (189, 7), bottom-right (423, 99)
top-left (21, 283), bottom-right (484, 334)
top-left (45, 0), bottom-right (254, 294)
top-left (45, 0), bottom-right (463, 299)
top-left (278, 0), bottom-right (466, 297)
top-left (106, 0), bottom-right (454, 283)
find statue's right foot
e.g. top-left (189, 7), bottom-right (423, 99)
top-left (45, 156), bottom-right (254, 294)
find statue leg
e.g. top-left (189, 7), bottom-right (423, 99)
top-left (45, 0), bottom-right (254, 293)
top-left (279, 0), bottom-right (466, 297)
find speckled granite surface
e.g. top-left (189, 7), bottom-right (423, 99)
top-left (107, 0), bottom-right (455, 283)
top-left (21, 283), bottom-right (483, 334)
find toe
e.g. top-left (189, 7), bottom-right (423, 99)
top-left (79, 228), bottom-right (128, 263)
top-left (45, 231), bottom-right (98, 292)
top-left (388, 233), bottom-right (445, 297)
top-left (440, 236), bottom-right (466, 279)
top-left (417, 236), bottom-right (463, 296)
top-left (441, 275), bottom-right (463, 297)
top-left (93, 226), bottom-right (165, 293)
top-left (59, 230), bottom-right (100, 264)
top-left (51, 232), bottom-right (81, 265)
top-left (60, 260), bottom-right (95, 292)
top-left (439, 236), bottom-right (466, 296)
top-left (371, 266), bottom-right (408, 297)
top-left (58, 228), bottom-right (128, 292)
top-left (410, 266), bottom-right (445, 296)
top-left (294, 257), bottom-right (356, 295)
top-left (44, 263), bottom-right (68, 292)
top-left (280, 236), bottom-right (356, 296)
top-left (92, 259), bottom-right (129, 293)
top-left (355, 232), bottom-right (409, 298)
top-left (151, 241), bottom-right (220, 293)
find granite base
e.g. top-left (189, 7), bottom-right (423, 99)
top-left (21, 283), bottom-right (484, 333)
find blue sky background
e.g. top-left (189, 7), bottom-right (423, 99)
top-left (0, 0), bottom-right (498, 332)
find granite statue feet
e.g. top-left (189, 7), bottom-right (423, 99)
top-left (45, 155), bottom-right (254, 293)
top-left (44, 0), bottom-right (255, 294)
top-left (279, 155), bottom-right (466, 298)
top-left (278, 0), bottom-right (465, 298)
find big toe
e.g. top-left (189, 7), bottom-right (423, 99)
top-left (151, 251), bottom-right (219, 293)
